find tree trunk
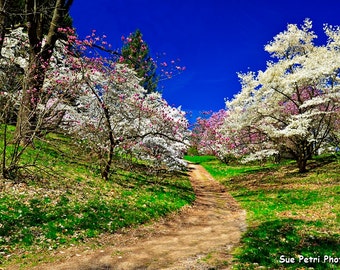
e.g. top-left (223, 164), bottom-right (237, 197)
top-left (296, 140), bottom-right (314, 173)
top-left (297, 157), bottom-right (307, 173)
top-left (16, 47), bottom-right (45, 143)
top-left (292, 139), bottom-right (313, 173)
top-left (84, 79), bottom-right (117, 180)
top-left (15, 0), bottom-right (73, 144)
top-left (101, 106), bottom-right (116, 180)
top-left (101, 130), bottom-right (115, 180)
top-left (0, 0), bottom-right (6, 56)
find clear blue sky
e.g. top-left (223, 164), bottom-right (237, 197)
top-left (70, 0), bottom-right (340, 123)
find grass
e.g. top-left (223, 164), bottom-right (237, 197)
top-left (185, 155), bottom-right (340, 269)
top-left (0, 129), bottom-right (195, 268)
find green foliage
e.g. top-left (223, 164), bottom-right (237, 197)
top-left (121, 29), bottom-right (158, 93)
top-left (193, 155), bottom-right (340, 269)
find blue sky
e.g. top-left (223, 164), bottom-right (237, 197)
top-left (70, 0), bottom-right (340, 123)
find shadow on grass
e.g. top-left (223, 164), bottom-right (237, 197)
top-left (308, 154), bottom-right (340, 171)
top-left (235, 219), bottom-right (340, 270)
top-left (101, 163), bottom-right (193, 197)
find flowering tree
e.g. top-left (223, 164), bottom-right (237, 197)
top-left (221, 19), bottom-right (340, 172)
top-left (63, 54), bottom-right (190, 179)
top-left (6, 28), bottom-right (188, 179)
top-left (14, 0), bottom-right (73, 144)
top-left (0, 54), bottom-right (23, 179)
top-left (0, 26), bottom-right (82, 179)
top-left (191, 110), bottom-right (230, 159)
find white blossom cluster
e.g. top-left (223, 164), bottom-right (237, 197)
top-left (218, 19), bottom-right (340, 169)
top-left (59, 59), bottom-right (190, 171)
top-left (1, 28), bottom-right (29, 69)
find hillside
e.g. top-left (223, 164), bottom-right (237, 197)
top-left (0, 129), bottom-right (195, 268)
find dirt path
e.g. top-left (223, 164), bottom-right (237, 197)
top-left (31, 164), bottom-right (246, 270)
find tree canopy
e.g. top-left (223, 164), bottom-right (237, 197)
top-left (194, 19), bottom-right (340, 172)
top-left (120, 29), bottom-right (159, 93)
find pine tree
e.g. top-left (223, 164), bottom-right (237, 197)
top-left (121, 29), bottom-right (158, 93)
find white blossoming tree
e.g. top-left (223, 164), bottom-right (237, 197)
top-left (63, 57), bottom-right (189, 179)
top-left (221, 19), bottom-right (340, 172)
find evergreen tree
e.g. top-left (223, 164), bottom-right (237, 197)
top-left (121, 29), bottom-right (158, 93)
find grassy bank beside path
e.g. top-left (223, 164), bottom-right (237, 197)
top-left (185, 155), bottom-right (340, 269)
top-left (0, 129), bottom-right (195, 268)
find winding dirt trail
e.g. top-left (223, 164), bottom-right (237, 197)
top-left (32, 163), bottom-right (246, 270)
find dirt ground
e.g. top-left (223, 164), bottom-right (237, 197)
top-left (27, 163), bottom-right (247, 270)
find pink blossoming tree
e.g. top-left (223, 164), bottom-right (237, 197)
top-left (1, 25), bottom-right (189, 180)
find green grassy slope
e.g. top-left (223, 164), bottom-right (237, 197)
top-left (185, 155), bottom-right (340, 269)
top-left (0, 129), bottom-right (195, 267)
